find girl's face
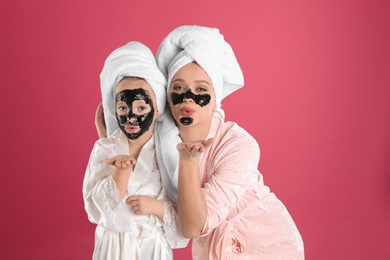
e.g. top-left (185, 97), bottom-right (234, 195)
top-left (115, 77), bottom-right (158, 140)
top-left (169, 62), bottom-right (215, 128)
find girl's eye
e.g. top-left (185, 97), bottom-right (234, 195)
top-left (119, 106), bottom-right (127, 111)
top-left (197, 87), bottom-right (207, 92)
top-left (138, 106), bottom-right (146, 111)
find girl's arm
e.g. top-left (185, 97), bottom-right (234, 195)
top-left (83, 141), bottom-right (135, 232)
top-left (105, 155), bottom-right (136, 198)
top-left (126, 195), bottom-right (164, 220)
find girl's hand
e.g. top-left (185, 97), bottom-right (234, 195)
top-left (105, 155), bottom-right (136, 169)
top-left (95, 102), bottom-right (107, 139)
top-left (177, 138), bottom-right (214, 160)
top-left (126, 195), bottom-right (164, 219)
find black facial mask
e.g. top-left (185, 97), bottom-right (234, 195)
top-left (180, 117), bottom-right (194, 126)
top-left (170, 89), bottom-right (211, 107)
top-left (115, 88), bottom-right (154, 140)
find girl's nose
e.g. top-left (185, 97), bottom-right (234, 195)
top-left (127, 117), bottom-right (137, 123)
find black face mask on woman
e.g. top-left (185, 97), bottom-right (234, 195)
top-left (115, 88), bottom-right (155, 140)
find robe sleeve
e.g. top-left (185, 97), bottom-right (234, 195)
top-left (200, 132), bottom-right (263, 236)
top-left (161, 193), bottom-right (189, 248)
top-left (82, 140), bottom-right (131, 233)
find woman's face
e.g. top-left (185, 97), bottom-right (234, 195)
top-left (169, 62), bottom-right (215, 128)
top-left (115, 77), bottom-right (158, 140)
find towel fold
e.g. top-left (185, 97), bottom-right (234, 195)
top-left (155, 26), bottom-right (244, 203)
top-left (156, 25), bottom-right (244, 109)
top-left (100, 41), bottom-right (166, 137)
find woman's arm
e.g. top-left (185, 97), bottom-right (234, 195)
top-left (199, 133), bottom-right (262, 237)
top-left (95, 102), bottom-right (107, 139)
top-left (176, 140), bottom-right (213, 238)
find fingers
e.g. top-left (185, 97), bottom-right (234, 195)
top-left (129, 158), bottom-right (137, 166)
top-left (126, 195), bottom-right (142, 215)
top-left (177, 142), bottom-right (205, 153)
top-left (96, 102), bottom-right (103, 115)
top-left (104, 158), bottom-right (115, 165)
top-left (95, 102), bottom-right (107, 138)
top-left (126, 195), bottom-right (139, 204)
top-left (115, 159), bottom-right (130, 168)
top-left (105, 156), bottom-right (136, 168)
top-left (177, 143), bottom-right (193, 151)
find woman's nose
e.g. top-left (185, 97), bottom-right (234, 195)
top-left (183, 90), bottom-right (195, 102)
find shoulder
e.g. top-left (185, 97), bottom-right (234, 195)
top-left (215, 119), bottom-right (260, 154)
top-left (92, 130), bottom-right (120, 155)
top-left (94, 136), bottom-right (115, 149)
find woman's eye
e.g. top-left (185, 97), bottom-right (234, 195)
top-left (119, 106), bottom-right (127, 111)
top-left (138, 106), bottom-right (146, 111)
top-left (173, 85), bottom-right (183, 91)
top-left (197, 87), bottom-right (207, 92)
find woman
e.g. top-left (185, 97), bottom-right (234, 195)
top-left (155, 26), bottom-right (304, 259)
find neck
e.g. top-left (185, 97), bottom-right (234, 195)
top-left (178, 117), bottom-right (212, 143)
top-left (127, 129), bottom-right (153, 160)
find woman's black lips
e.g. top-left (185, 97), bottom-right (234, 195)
top-left (115, 88), bottom-right (154, 140)
top-left (180, 117), bottom-right (194, 126)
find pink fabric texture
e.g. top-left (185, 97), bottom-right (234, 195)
top-left (192, 116), bottom-right (304, 259)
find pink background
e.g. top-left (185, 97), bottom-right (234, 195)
top-left (1, 0), bottom-right (389, 259)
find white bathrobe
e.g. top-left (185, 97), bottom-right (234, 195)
top-left (83, 130), bottom-right (187, 260)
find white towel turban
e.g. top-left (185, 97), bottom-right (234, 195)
top-left (154, 26), bottom-right (244, 203)
top-left (100, 41), bottom-right (167, 137)
top-left (156, 25), bottom-right (244, 109)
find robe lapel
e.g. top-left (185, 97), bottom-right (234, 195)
top-left (115, 131), bottom-right (155, 193)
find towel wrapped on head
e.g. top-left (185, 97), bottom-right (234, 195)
top-left (156, 25), bottom-right (244, 110)
top-left (155, 25), bottom-right (244, 203)
top-left (100, 41), bottom-right (166, 137)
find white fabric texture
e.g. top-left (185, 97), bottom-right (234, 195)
top-left (83, 130), bottom-right (188, 260)
top-left (154, 25), bottom-right (244, 203)
top-left (156, 25), bottom-right (244, 109)
top-left (100, 41), bottom-right (167, 137)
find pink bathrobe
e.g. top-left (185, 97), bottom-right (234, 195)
top-left (192, 116), bottom-right (304, 259)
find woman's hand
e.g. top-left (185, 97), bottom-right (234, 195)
top-left (95, 102), bottom-right (107, 139)
top-left (105, 155), bottom-right (136, 169)
top-left (126, 195), bottom-right (164, 220)
top-left (177, 138), bottom-right (214, 160)
top-left (176, 138), bottom-right (214, 238)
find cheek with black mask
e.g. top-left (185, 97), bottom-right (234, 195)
top-left (115, 88), bottom-right (155, 140)
top-left (170, 89), bottom-right (211, 126)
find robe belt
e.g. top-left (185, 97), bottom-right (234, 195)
top-left (98, 220), bottom-right (166, 242)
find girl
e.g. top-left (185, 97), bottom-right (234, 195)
top-left (83, 41), bottom-right (187, 260)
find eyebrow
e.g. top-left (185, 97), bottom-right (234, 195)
top-left (132, 100), bottom-right (148, 104)
top-left (171, 78), bottom-right (211, 86)
top-left (171, 78), bottom-right (185, 85)
top-left (195, 80), bottom-right (211, 86)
